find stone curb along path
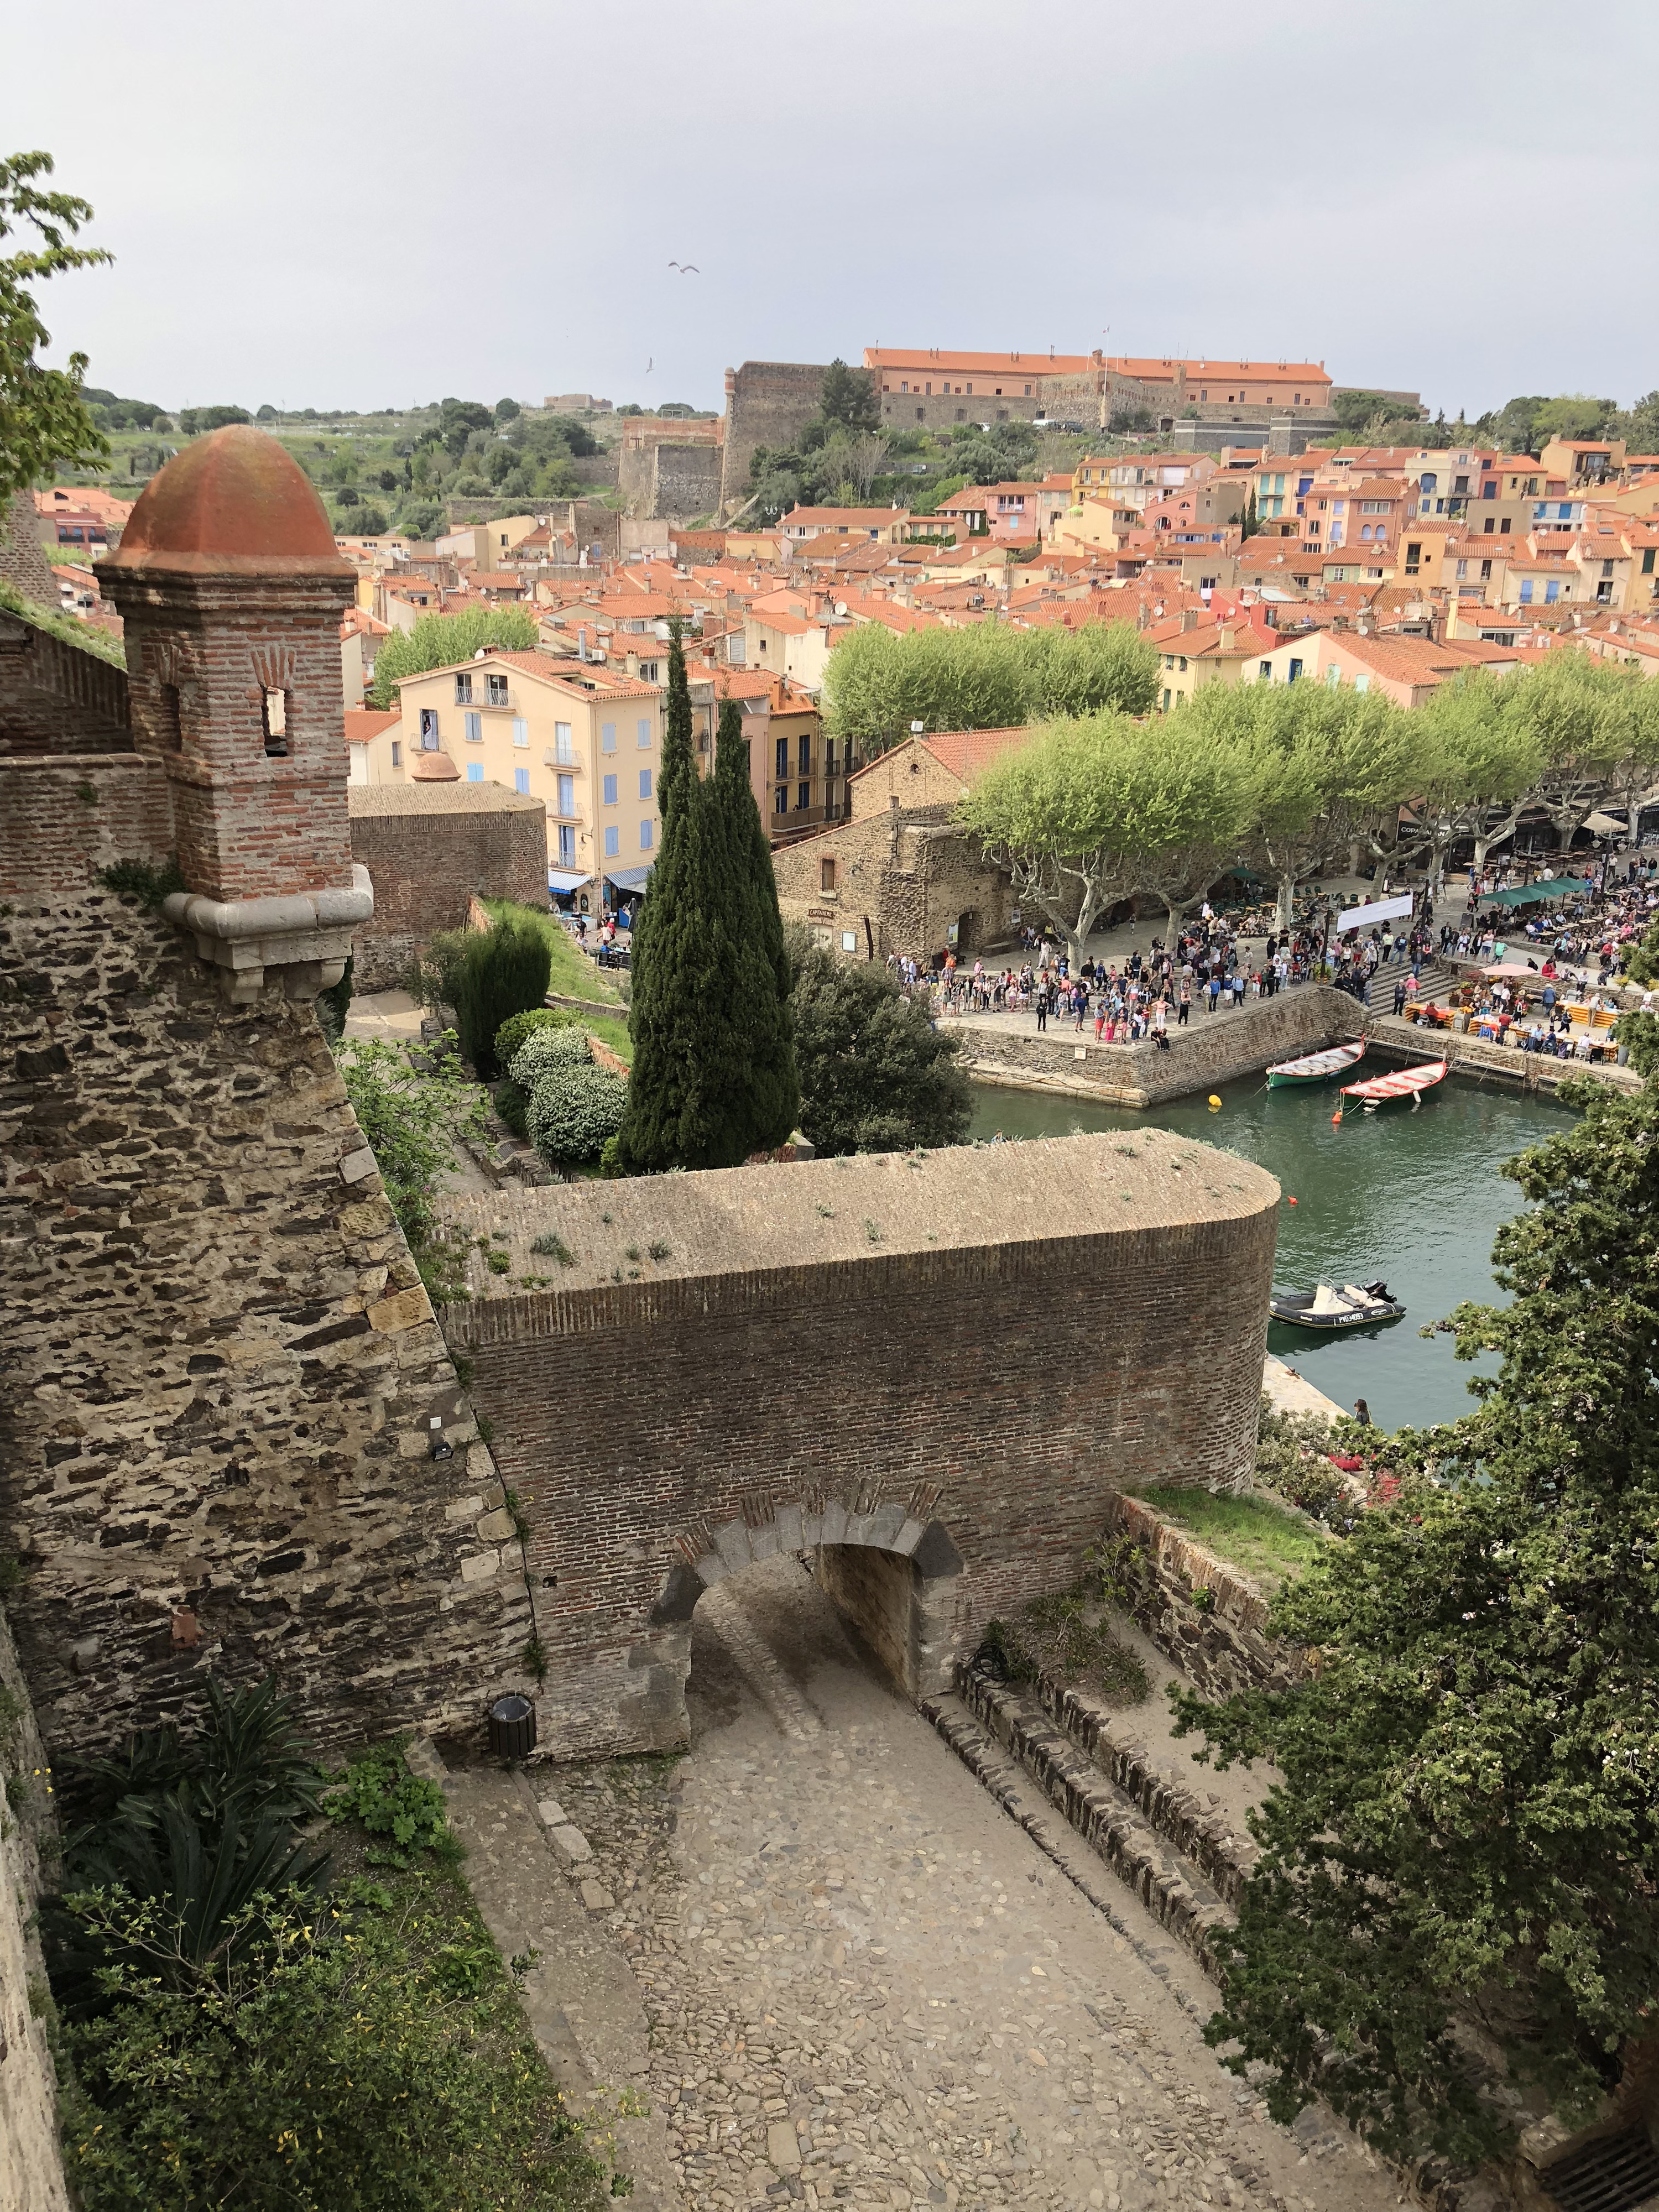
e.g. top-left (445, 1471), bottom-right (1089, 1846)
top-left (407, 1738), bottom-right (680, 2210)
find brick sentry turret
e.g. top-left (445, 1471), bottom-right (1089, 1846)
top-left (101, 425), bottom-right (372, 998)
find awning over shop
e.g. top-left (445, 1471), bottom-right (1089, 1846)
top-left (603, 865), bottom-right (655, 895)
top-left (1481, 876), bottom-right (1593, 907)
top-left (547, 869), bottom-right (591, 894)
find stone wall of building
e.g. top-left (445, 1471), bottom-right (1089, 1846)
top-left (649, 442), bottom-right (723, 523)
top-left (0, 891), bottom-right (537, 1764)
top-left (617, 421), bottom-right (724, 522)
top-left (0, 752), bottom-right (174, 897)
top-left (719, 361), bottom-right (832, 517)
top-left (347, 781), bottom-right (548, 991)
top-left (0, 1597), bottom-right (69, 2212)
top-left (771, 810), bottom-right (1014, 962)
top-left (436, 1133), bottom-right (1281, 1759)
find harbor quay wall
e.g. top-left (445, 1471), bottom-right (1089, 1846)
top-left (959, 985), bottom-right (1366, 1109)
top-left (437, 1135), bottom-right (1282, 1760)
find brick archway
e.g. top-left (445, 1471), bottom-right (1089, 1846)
top-left (649, 1492), bottom-right (966, 1704)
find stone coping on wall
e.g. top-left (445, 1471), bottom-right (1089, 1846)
top-left (435, 1129), bottom-right (1281, 1333)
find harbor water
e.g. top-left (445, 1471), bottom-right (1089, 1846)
top-left (968, 1068), bottom-right (1574, 1432)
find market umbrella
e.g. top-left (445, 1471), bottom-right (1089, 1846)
top-left (1484, 962), bottom-right (1541, 978)
top-left (1585, 811), bottom-right (1626, 836)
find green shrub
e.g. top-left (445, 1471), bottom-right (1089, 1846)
top-left (411, 919), bottom-right (550, 1078)
top-left (332, 1031), bottom-right (488, 1303)
top-left (980, 1584), bottom-right (1147, 1704)
top-left (494, 1004), bottom-right (582, 1070)
top-left (510, 1023), bottom-right (592, 1088)
top-left (57, 1875), bottom-right (614, 2211)
top-left (324, 1742), bottom-right (451, 1869)
top-left (98, 856), bottom-right (186, 909)
top-left (526, 1062), bottom-right (628, 1177)
top-left (1254, 1395), bottom-right (1350, 1522)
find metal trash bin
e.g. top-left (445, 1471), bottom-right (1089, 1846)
top-left (488, 1693), bottom-right (536, 1760)
top-left (1452, 1011), bottom-right (1468, 1033)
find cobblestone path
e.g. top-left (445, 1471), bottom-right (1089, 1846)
top-left (561, 1554), bottom-right (1404, 2212)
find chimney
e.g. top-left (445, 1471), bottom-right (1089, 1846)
top-left (1218, 625), bottom-right (1235, 653)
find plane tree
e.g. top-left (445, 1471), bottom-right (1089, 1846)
top-left (960, 712), bottom-right (1256, 963)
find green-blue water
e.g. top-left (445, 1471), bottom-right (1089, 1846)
top-left (968, 1070), bottom-right (1573, 1433)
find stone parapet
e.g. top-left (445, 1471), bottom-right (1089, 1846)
top-left (0, 752), bottom-right (173, 896)
top-left (1107, 1492), bottom-right (1308, 1699)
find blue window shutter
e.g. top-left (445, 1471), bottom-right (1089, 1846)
top-left (514, 768), bottom-right (530, 794)
top-left (604, 826), bottom-right (619, 857)
top-left (467, 762), bottom-right (483, 782)
top-left (637, 717), bottom-right (650, 748)
top-left (640, 820), bottom-right (653, 851)
top-left (603, 774), bottom-right (617, 805)
top-left (639, 768), bottom-right (653, 800)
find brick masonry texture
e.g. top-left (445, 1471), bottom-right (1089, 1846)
top-left (106, 570), bottom-right (357, 904)
top-left (436, 1133), bottom-right (1281, 1760)
top-left (347, 781), bottom-right (547, 990)
top-left (0, 602), bottom-right (131, 758)
top-left (0, 753), bottom-right (174, 896)
top-left (0, 892), bottom-right (536, 1762)
top-left (1, 491), bottom-right (62, 609)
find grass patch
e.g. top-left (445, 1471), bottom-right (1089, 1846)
top-left (1129, 1484), bottom-right (1331, 1592)
top-left (578, 1012), bottom-right (633, 1067)
top-left (981, 1573), bottom-right (1149, 1706)
top-left (482, 898), bottom-right (623, 1011)
top-left (0, 578), bottom-right (127, 667)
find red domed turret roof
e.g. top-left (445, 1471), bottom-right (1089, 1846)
top-left (409, 748), bottom-right (460, 781)
top-left (105, 424), bottom-right (352, 577)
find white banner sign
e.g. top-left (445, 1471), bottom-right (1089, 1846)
top-left (1332, 893), bottom-right (1414, 935)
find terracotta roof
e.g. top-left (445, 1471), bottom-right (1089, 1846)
top-left (345, 707), bottom-right (400, 743)
top-left (106, 425), bottom-right (349, 579)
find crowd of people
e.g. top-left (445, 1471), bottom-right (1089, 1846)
top-left (887, 847), bottom-right (1659, 1058)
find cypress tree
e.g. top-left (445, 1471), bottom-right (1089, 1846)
top-left (614, 625), bottom-right (706, 1170)
top-left (712, 697), bottom-right (800, 1153)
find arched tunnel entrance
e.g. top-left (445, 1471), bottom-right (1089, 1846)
top-left (646, 1498), bottom-right (967, 1739)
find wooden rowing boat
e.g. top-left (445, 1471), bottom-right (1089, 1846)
top-left (1266, 1040), bottom-right (1368, 1088)
top-left (1339, 1058), bottom-right (1448, 1109)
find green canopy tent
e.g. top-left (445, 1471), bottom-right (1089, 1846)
top-left (1480, 876), bottom-right (1593, 907)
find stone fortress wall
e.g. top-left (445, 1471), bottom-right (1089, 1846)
top-left (436, 1134), bottom-right (1281, 1761)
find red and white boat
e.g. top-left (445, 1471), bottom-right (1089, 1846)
top-left (1339, 1058), bottom-right (1448, 1110)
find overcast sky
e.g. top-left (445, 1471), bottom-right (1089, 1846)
top-left (7, 1), bottom-right (1657, 421)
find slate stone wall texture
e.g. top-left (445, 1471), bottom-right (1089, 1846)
top-left (1107, 1491), bottom-right (1306, 1699)
top-left (0, 892), bottom-right (536, 1762)
top-left (770, 813), bottom-right (1014, 962)
top-left (438, 1133), bottom-right (1281, 1759)
top-left (0, 1600), bottom-right (70, 2212)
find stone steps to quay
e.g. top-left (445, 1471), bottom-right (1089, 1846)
top-left (921, 1672), bottom-right (1236, 1983)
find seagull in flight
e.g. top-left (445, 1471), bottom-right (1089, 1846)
top-left (667, 260), bottom-right (701, 274)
